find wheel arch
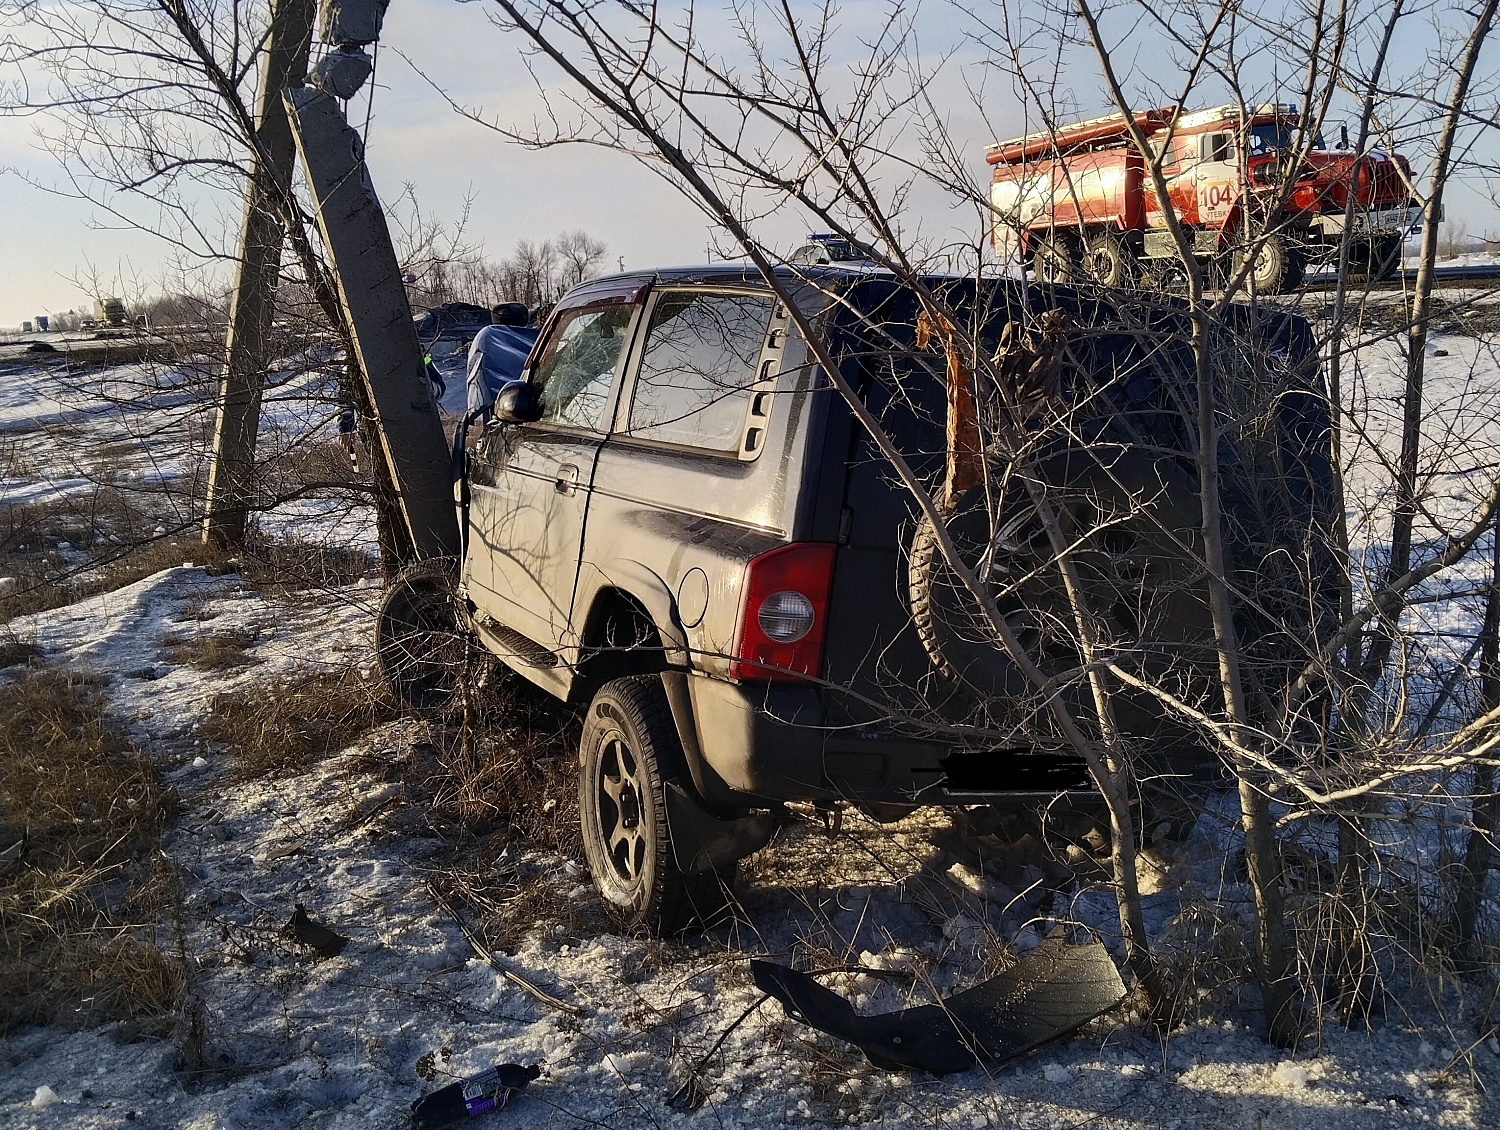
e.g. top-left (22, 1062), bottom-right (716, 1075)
top-left (571, 563), bottom-right (690, 705)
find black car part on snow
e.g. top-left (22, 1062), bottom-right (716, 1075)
top-left (751, 934), bottom-right (1127, 1075)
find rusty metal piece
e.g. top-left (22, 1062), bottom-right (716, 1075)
top-left (916, 308), bottom-right (983, 510)
top-left (991, 308), bottom-right (1069, 407)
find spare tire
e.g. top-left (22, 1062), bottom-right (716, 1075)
top-left (909, 447), bottom-right (1219, 762)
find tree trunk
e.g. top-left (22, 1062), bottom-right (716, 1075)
top-left (1449, 519), bottom-right (1500, 962)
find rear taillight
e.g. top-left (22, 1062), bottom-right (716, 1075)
top-left (729, 543), bottom-right (837, 681)
top-left (1356, 159), bottom-right (1372, 203)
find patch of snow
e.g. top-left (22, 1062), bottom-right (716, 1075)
top-left (1272, 1060), bottom-right (1311, 1088)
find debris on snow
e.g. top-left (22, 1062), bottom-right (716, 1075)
top-left (752, 935), bottom-right (1126, 1074)
top-left (428, 880), bottom-right (585, 1017)
top-left (1272, 1060), bottom-right (1311, 1088)
top-left (409, 1062), bottom-right (540, 1129)
top-left (1042, 1063), bottom-right (1075, 1084)
top-left (282, 903), bottom-right (350, 957)
top-left (945, 860), bottom-right (1017, 906)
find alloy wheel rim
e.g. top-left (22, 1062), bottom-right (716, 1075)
top-left (596, 733), bottom-right (647, 886)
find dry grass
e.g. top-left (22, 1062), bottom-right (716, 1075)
top-left (199, 668), bottom-right (396, 779)
top-left (240, 539), bottom-right (369, 591)
top-left (262, 441), bottom-right (364, 491)
top-left (0, 487), bottom-right (232, 623)
top-left (433, 680), bottom-right (581, 851)
top-left (163, 627), bottom-right (260, 671)
top-left (0, 485), bottom-right (373, 629)
top-left (0, 668), bottom-right (185, 1032)
top-left (424, 680), bottom-right (591, 951)
top-left (0, 629), bottom-right (42, 669)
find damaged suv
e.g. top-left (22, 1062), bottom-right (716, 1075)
top-left (377, 267), bottom-right (1333, 933)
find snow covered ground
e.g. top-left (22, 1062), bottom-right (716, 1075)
top-left (3, 331), bottom-right (1499, 1128)
top-left (3, 566), bottom-right (1493, 1129)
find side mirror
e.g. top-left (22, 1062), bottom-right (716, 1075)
top-left (494, 380), bottom-right (542, 424)
top-left (1338, 124), bottom-right (1349, 150)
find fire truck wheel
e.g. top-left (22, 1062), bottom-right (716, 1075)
top-left (1032, 233), bottom-right (1078, 284)
top-left (1347, 235), bottom-right (1403, 282)
top-left (1238, 233), bottom-right (1306, 294)
top-left (1376, 235), bottom-right (1404, 280)
top-left (1084, 234), bottom-right (1134, 288)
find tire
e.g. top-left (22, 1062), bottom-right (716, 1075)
top-left (577, 676), bottom-right (731, 934)
top-left (1346, 235), bottom-right (1403, 282)
top-left (1084, 233), bottom-right (1134, 288)
top-left (1237, 232), bottom-right (1306, 294)
top-left (1374, 235), bottom-right (1403, 281)
top-left (1031, 232), bottom-right (1078, 284)
top-left (375, 558), bottom-right (471, 712)
top-left (908, 451), bottom-right (1220, 777)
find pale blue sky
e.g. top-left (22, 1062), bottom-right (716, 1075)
top-left (1, 0), bottom-right (1495, 327)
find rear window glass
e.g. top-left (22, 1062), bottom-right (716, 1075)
top-left (627, 291), bottom-right (774, 452)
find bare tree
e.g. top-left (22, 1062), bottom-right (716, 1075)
top-left (505, 237), bottom-right (558, 307)
top-left (0, 0), bottom-right (412, 571)
top-left (554, 228), bottom-right (608, 289)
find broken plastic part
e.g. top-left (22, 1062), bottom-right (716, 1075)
top-left (663, 782), bottom-right (778, 875)
top-left (750, 935), bottom-right (1125, 1075)
top-left (410, 1063), bottom-right (539, 1128)
top-left (282, 903), bottom-right (348, 957)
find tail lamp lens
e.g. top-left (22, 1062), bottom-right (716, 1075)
top-left (758, 590), bottom-right (815, 642)
top-left (730, 543), bottom-right (837, 681)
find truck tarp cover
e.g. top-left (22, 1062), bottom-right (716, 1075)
top-left (466, 325), bottom-right (539, 414)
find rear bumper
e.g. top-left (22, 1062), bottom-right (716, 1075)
top-left (683, 674), bottom-right (1092, 806)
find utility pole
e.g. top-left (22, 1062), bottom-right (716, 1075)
top-left (285, 86), bottom-right (459, 559)
top-left (202, 0), bottom-right (317, 548)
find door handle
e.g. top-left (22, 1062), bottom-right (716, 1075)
top-left (555, 463), bottom-right (580, 494)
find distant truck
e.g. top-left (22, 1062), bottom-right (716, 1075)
top-left (34, 315), bottom-right (49, 332)
top-left (94, 297), bottom-right (128, 327)
top-left (21, 321), bottom-right (33, 333)
top-left (988, 103), bottom-right (1423, 293)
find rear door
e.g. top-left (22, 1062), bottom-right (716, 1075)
top-left (466, 283), bottom-right (647, 650)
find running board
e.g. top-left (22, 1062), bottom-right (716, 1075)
top-left (473, 617), bottom-right (559, 669)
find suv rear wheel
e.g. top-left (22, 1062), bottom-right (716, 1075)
top-left (577, 676), bottom-right (732, 934)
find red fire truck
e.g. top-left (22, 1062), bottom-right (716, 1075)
top-left (987, 104), bottom-right (1424, 293)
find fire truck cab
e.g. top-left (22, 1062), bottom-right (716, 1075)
top-left (988, 104), bottom-right (1425, 293)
